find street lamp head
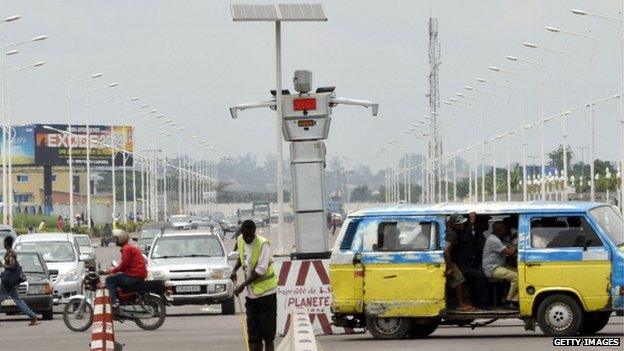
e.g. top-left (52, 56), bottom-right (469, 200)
top-left (464, 85), bottom-right (474, 90)
top-left (130, 97), bottom-right (139, 101)
top-left (475, 77), bottom-right (487, 83)
top-left (108, 82), bottom-right (119, 87)
top-left (140, 104), bottom-right (149, 109)
top-left (3, 15), bottom-right (21, 22)
top-left (455, 92), bottom-right (465, 97)
top-left (150, 109), bottom-right (157, 113)
top-left (570, 9), bottom-right (587, 16)
top-left (506, 55), bottom-right (518, 61)
top-left (523, 42), bottom-right (538, 48)
top-left (5, 49), bottom-right (19, 56)
top-left (449, 98), bottom-right (459, 102)
top-left (32, 35), bottom-right (47, 42)
top-left (545, 26), bottom-right (561, 33)
top-left (91, 73), bottom-right (103, 79)
top-left (178, 127), bottom-right (184, 131)
top-left (488, 66), bottom-right (500, 72)
top-left (33, 61), bottom-right (46, 67)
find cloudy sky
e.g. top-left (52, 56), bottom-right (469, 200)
top-left (2, 0), bottom-right (622, 171)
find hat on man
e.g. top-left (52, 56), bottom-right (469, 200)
top-left (449, 213), bottom-right (467, 225)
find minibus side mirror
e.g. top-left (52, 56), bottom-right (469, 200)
top-left (353, 252), bottom-right (361, 265)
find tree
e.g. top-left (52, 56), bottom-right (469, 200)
top-left (547, 145), bottom-right (573, 170)
top-left (350, 185), bottom-right (372, 202)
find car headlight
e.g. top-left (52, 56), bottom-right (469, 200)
top-left (148, 270), bottom-right (165, 280)
top-left (211, 267), bottom-right (231, 279)
top-left (62, 269), bottom-right (79, 282)
top-left (28, 283), bottom-right (53, 295)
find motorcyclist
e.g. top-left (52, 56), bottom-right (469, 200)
top-left (99, 230), bottom-right (147, 309)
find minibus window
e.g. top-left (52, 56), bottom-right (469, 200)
top-left (374, 221), bottom-right (436, 252)
top-left (530, 216), bottom-right (603, 249)
top-left (590, 206), bottom-right (624, 247)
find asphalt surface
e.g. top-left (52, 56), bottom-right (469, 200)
top-left (1, 224), bottom-right (622, 351)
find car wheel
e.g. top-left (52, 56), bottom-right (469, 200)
top-left (408, 319), bottom-right (438, 338)
top-left (579, 311), bottom-right (611, 335)
top-left (221, 297), bottom-right (236, 315)
top-left (537, 294), bottom-right (583, 336)
top-left (42, 309), bottom-right (54, 320)
top-left (365, 315), bottom-right (411, 340)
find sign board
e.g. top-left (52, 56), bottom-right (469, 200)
top-left (34, 124), bottom-right (133, 167)
top-left (0, 124), bottom-right (36, 165)
top-left (274, 258), bottom-right (362, 336)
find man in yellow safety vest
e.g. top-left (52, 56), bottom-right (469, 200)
top-left (230, 219), bottom-right (278, 351)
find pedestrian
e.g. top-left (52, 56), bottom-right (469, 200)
top-left (37, 220), bottom-right (46, 232)
top-left (27, 226), bottom-right (34, 234)
top-left (56, 215), bottom-right (64, 231)
top-left (0, 236), bottom-right (40, 326)
top-left (230, 220), bottom-right (278, 351)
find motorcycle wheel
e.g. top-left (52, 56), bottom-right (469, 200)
top-left (63, 299), bottom-right (94, 332)
top-left (134, 295), bottom-right (166, 331)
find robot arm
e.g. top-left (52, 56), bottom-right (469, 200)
top-left (330, 97), bottom-right (379, 116)
top-left (229, 100), bottom-right (277, 119)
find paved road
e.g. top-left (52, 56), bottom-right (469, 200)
top-left (1, 226), bottom-right (621, 350)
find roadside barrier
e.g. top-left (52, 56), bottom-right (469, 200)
top-left (90, 289), bottom-right (117, 351)
top-left (277, 309), bottom-right (319, 351)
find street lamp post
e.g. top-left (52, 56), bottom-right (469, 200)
top-left (546, 26), bottom-right (598, 201)
top-left (571, 8), bottom-right (624, 208)
top-left (489, 66), bottom-right (529, 201)
top-left (84, 82), bottom-right (118, 228)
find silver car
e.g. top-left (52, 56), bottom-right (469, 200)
top-left (14, 233), bottom-right (87, 304)
top-left (74, 235), bottom-right (96, 270)
top-left (146, 231), bottom-right (235, 314)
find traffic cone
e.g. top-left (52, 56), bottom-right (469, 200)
top-left (90, 289), bottom-right (116, 351)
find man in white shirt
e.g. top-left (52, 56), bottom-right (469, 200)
top-left (230, 220), bottom-right (278, 351)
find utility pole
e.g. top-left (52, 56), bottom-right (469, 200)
top-left (428, 18), bottom-right (442, 203)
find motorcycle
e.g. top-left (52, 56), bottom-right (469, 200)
top-left (63, 270), bottom-right (170, 332)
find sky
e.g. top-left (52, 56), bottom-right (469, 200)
top-left (1, 0), bottom-right (622, 172)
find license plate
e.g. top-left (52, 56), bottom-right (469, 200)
top-left (176, 285), bottom-right (201, 293)
top-left (1, 299), bottom-right (16, 307)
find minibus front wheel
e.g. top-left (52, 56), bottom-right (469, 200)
top-left (537, 294), bottom-right (583, 336)
top-left (366, 315), bottom-right (411, 340)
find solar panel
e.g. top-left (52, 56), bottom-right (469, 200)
top-left (231, 4), bottom-right (327, 22)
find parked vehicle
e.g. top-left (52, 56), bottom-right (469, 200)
top-left (146, 231), bottom-right (235, 314)
top-left (74, 235), bottom-right (96, 270)
top-left (220, 216), bottom-right (239, 233)
top-left (0, 252), bottom-right (54, 320)
top-left (329, 202), bottom-right (624, 339)
top-left (63, 270), bottom-right (169, 332)
top-left (14, 233), bottom-right (87, 304)
top-left (170, 214), bottom-right (197, 230)
top-left (252, 201), bottom-right (271, 226)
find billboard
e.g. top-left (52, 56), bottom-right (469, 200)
top-left (34, 124), bottom-right (133, 167)
top-left (0, 124), bottom-right (36, 165)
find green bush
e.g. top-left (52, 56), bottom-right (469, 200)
top-left (13, 214), bottom-right (57, 231)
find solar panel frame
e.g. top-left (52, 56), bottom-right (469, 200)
top-left (231, 4), bottom-right (327, 22)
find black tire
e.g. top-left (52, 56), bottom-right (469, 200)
top-left (408, 319), bottom-right (438, 338)
top-left (537, 294), bottom-right (583, 336)
top-left (221, 297), bottom-right (236, 315)
top-left (365, 315), bottom-right (411, 340)
top-left (42, 309), bottom-right (54, 320)
top-left (63, 299), bottom-right (94, 332)
top-left (580, 311), bottom-right (611, 335)
top-left (134, 295), bottom-right (166, 331)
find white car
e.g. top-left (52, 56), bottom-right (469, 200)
top-left (170, 214), bottom-right (197, 230)
top-left (14, 233), bottom-right (88, 304)
top-left (74, 234), bottom-right (96, 270)
top-left (146, 231), bottom-right (235, 314)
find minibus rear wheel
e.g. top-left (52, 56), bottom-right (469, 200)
top-left (366, 315), bottom-right (411, 340)
top-left (537, 294), bottom-right (583, 336)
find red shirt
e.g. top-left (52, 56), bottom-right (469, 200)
top-left (110, 244), bottom-right (147, 279)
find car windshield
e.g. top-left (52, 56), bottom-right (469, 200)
top-left (171, 215), bottom-right (190, 222)
top-left (76, 236), bottom-right (91, 247)
top-left (16, 253), bottom-right (45, 274)
top-left (151, 235), bottom-right (224, 259)
top-left (590, 206), bottom-right (624, 247)
top-left (15, 241), bottom-right (76, 263)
